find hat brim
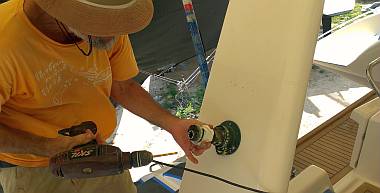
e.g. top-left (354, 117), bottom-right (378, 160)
top-left (34, 0), bottom-right (154, 36)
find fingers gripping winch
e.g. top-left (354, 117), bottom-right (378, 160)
top-left (188, 121), bottom-right (241, 155)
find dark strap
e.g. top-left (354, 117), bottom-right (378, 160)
top-left (0, 161), bottom-right (16, 168)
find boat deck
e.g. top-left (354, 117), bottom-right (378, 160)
top-left (353, 183), bottom-right (380, 193)
top-left (293, 91), bottom-right (376, 184)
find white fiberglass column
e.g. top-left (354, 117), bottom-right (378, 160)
top-left (180, 0), bottom-right (323, 193)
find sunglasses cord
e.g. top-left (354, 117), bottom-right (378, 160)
top-left (55, 19), bottom-right (93, 56)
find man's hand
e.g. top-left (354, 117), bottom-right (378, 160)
top-left (42, 129), bottom-right (97, 157)
top-left (166, 119), bottom-right (212, 164)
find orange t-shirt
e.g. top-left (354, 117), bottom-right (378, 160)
top-left (0, 0), bottom-right (139, 167)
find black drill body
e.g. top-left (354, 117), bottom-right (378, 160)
top-left (50, 122), bottom-right (153, 179)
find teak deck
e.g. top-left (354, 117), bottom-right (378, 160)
top-left (294, 91), bottom-right (377, 184)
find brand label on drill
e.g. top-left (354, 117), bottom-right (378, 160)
top-left (69, 147), bottom-right (96, 160)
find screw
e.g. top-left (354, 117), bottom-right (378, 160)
top-left (82, 168), bottom-right (93, 174)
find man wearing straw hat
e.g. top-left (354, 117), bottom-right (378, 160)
top-left (0, 0), bottom-right (210, 192)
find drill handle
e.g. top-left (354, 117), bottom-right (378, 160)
top-left (58, 121), bottom-right (98, 147)
top-left (59, 121), bottom-right (98, 136)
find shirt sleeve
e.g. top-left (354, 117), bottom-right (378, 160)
top-left (0, 57), bottom-right (13, 112)
top-left (108, 35), bottom-right (139, 81)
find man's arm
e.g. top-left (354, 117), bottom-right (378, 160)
top-left (0, 55), bottom-right (97, 158)
top-left (111, 79), bottom-right (210, 163)
top-left (0, 123), bottom-right (96, 157)
top-left (110, 79), bottom-right (178, 131)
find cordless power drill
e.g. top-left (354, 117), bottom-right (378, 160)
top-left (50, 122), bottom-right (154, 179)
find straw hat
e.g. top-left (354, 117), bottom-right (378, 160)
top-left (34, 0), bottom-right (154, 36)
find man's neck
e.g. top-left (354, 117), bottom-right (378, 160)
top-left (23, 0), bottom-right (80, 44)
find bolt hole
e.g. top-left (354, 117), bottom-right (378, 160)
top-left (188, 130), bottom-right (194, 139)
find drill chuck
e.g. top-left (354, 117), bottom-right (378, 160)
top-left (129, 150), bottom-right (153, 168)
